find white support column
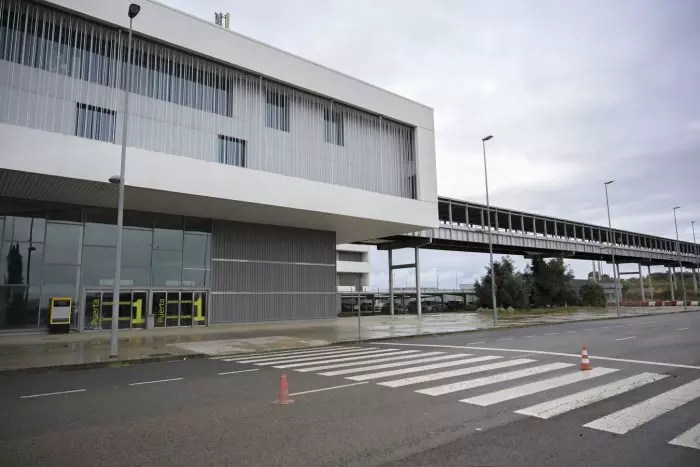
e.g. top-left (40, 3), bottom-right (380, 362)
top-left (415, 247), bottom-right (422, 318)
top-left (693, 266), bottom-right (698, 294)
top-left (647, 265), bottom-right (654, 301)
top-left (638, 263), bottom-right (645, 302)
top-left (615, 263), bottom-right (622, 302)
top-left (669, 267), bottom-right (675, 301)
top-left (388, 249), bottom-right (394, 317)
top-left (672, 266), bottom-right (678, 291)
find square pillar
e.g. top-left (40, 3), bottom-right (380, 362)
top-left (415, 246), bottom-right (422, 318)
top-left (647, 265), bottom-right (654, 301)
top-left (638, 263), bottom-right (645, 302)
top-left (388, 249), bottom-right (394, 317)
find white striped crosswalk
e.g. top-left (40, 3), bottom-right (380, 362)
top-left (220, 345), bottom-right (700, 451)
top-left (583, 378), bottom-right (700, 434)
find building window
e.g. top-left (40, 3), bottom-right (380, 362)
top-left (337, 251), bottom-right (363, 262)
top-left (75, 103), bottom-right (116, 143)
top-left (324, 108), bottom-right (344, 146)
top-left (218, 135), bottom-right (246, 167)
top-left (265, 90), bottom-right (289, 132)
top-left (409, 175), bottom-right (417, 199)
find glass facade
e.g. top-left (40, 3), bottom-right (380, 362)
top-left (0, 0), bottom-right (418, 199)
top-left (0, 201), bottom-right (211, 330)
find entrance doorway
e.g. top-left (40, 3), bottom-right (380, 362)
top-left (82, 289), bottom-right (207, 330)
top-left (151, 290), bottom-right (207, 328)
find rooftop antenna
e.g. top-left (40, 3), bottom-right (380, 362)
top-left (214, 12), bottom-right (230, 29)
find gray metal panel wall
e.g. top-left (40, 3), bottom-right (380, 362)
top-left (210, 220), bottom-right (337, 322)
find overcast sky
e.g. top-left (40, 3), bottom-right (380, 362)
top-left (165, 0), bottom-right (700, 288)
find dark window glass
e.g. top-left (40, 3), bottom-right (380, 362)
top-left (324, 109), bottom-right (344, 146)
top-left (75, 103), bottom-right (117, 143)
top-left (183, 233), bottom-right (209, 269)
top-left (337, 251), bottom-right (363, 262)
top-left (184, 217), bottom-right (212, 233)
top-left (0, 285), bottom-right (40, 329)
top-left (120, 268), bottom-right (150, 286)
top-left (152, 268), bottom-right (182, 287)
top-left (409, 174), bottom-right (417, 199)
top-left (265, 90), bottom-right (289, 132)
top-left (81, 246), bottom-right (116, 286)
top-left (47, 209), bottom-right (82, 222)
top-left (218, 135), bottom-right (246, 167)
top-left (0, 242), bottom-right (43, 285)
top-left (3, 216), bottom-right (46, 242)
top-left (182, 269), bottom-right (205, 287)
top-left (44, 223), bottom-right (82, 265)
top-left (84, 222), bottom-right (117, 247)
top-left (152, 249), bottom-right (182, 269)
top-left (123, 211), bottom-right (153, 229)
top-left (122, 228), bottom-right (152, 268)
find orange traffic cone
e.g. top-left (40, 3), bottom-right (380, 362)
top-left (580, 345), bottom-right (592, 371)
top-left (274, 373), bottom-right (294, 405)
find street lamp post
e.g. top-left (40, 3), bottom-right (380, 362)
top-left (110, 3), bottom-right (141, 358)
top-left (482, 135), bottom-right (497, 325)
top-left (692, 220), bottom-right (698, 294)
top-left (604, 181), bottom-right (619, 316)
top-left (672, 206), bottom-right (688, 311)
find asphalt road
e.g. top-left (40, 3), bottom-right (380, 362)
top-left (1, 311), bottom-right (699, 466)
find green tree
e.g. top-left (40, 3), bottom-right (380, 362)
top-left (579, 282), bottom-right (606, 307)
top-left (525, 257), bottom-right (579, 307)
top-left (474, 257), bottom-right (530, 309)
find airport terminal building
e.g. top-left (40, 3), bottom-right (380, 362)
top-left (0, 0), bottom-right (437, 330)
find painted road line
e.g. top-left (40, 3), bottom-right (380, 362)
top-left (219, 346), bottom-right (359, 361)
top-left (584, 378), bottom-right (700, 434)
top-left (218, 369), bottom-right (260, 376)
top-left (378, 359), bottom-right (535, 388)
top-left (320, 354), bottom-right (470, 377)
top-left (416, 362), bottom-right (575, 397)
top-left (461, 367), bottom-right (619, 406)
top-left (345, 356), bottom-right (502, 382)
top-left (295, 351), bottom-right (436, 372)
top-left (669, 422), bottom-right (700, 450)
top-left (583, 329), bottom-right (594, 331)
top-left (21, 389), bottom-right (86, 399)
top-left (521, 336), bottom-right (536, 339)
top-left (373, 343), bottom-right (700, 370)
top-left (243, 348), bottom-right (397, 365)
top-left (565, 330), bottom-right (578, 334)
top-left (234, 348), bottom-right (385, 364)
top-left (288, 382), bottom-right (368, 396)
top-left (230, 346), bottom-right (371, 362)
top-left (515, 373), bottom-right (668, 419)
top-left (497, 338), bottom-right (513, 342)
top-left (271, 350), bottom-right (421, 369)
top-left (467, 341), bottom-right (487, 345)
top-left (676, 327), bottom-right (690, 331)
top-left (129, 377), bottom-right (184, 386)
top-left (615, 336), bottom-right (636, 341)
top-left (544, 332), bottom-right (561, 336)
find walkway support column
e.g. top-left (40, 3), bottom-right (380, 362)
top-left (669, 267), bottom-right (675, 301)
top-left (638, 263), bottom-right (645, 302)
top-left (616, 263), bottom-right (622, 303)
top-left (415, 247), bottom-right (422, 318)
top-left (647, 265), bottom-right (654, 301)
top-left (693, 266), bottom-right (698, 294)
top-left (388, 249), bottom-right (394, 317)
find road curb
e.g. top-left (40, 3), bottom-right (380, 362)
top-left (2, 309), bottom-right (696, 373)
top-left (0, 352), bottom-right (209, 375)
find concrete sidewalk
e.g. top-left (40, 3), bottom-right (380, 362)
top-left (0, 306), bottom-right (696, 372)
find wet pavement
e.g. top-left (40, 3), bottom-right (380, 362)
top-left (0, 306), bottom-right (696, 372)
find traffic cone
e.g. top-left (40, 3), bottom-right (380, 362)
top-left (274, 373), bottom-right (294, 405)
top-left (580, 345), bottom-right (592, 371)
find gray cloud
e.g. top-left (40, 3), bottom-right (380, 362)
top-left (167, 0), bottom-right (700, 288)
